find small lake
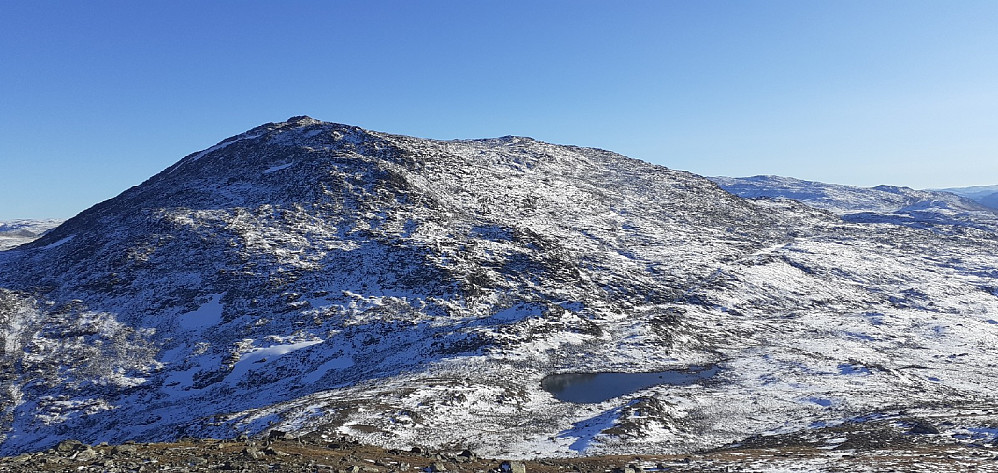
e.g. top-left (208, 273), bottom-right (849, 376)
top-left (541, 366), bottom-right (720, 403)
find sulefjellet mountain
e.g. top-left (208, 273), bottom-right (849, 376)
top-left (1, 116), bottom-right (997, 457)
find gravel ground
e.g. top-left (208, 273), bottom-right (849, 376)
top-left (2, 433), bottom-right (997, 473)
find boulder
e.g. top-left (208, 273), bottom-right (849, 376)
top-left (73, 447), bottom-right (99, 462)
top-left (55, 439), bottom-right (84, 454)
top-left (908, 420), bottom-right (940, 435)
top-left (501, 461), bottom-right (526, 473)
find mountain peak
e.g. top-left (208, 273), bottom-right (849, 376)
top-left (284, 115), bottom-right (323, 127)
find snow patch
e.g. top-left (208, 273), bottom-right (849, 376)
top-left (40, 235), bottom-right (74, 250)
top-left (178, 294), bottom-right (224, 330)
top-left (301, 355), bottom-right (355, 384)
top-left (226, 340), bottom-right (325, 383)
top-left (557, 403), bottom-right (633, 452)
top-left (264, 162), bottom-right (294, 174)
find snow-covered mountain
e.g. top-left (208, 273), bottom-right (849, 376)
top-left (1, 117), bottom-right (997, 458)
top-left (939, 185), bottom-right (998, 210)
top-left (0, 220), bottom-right (63, 251)
top-left (710, 175), bottom-right (998, 232)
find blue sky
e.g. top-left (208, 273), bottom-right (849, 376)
top-left (2, 1), bottom-right (996, 220)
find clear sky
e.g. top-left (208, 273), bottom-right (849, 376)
top-left (2, 1), bottom-right (996, 220)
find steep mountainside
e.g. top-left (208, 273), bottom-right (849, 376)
top-left (1, 118), bottom-right (997, 458)
top-left (711, 175), bottom-right (998, 232)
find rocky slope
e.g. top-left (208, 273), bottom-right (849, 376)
top-left (1, 117), bottom-right (997, 459)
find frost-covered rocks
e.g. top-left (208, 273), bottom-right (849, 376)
top-left (1, 117), bottom-right (997, 458)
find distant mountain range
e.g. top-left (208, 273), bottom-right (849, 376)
top-left (938, 185), bottom-right (998, 209)
top-left (710, 175), bottom-right (998, 233)
top-left (0, 219), bottom-right (63, 251)
top-left (1, 117), bottom-right (997, 458)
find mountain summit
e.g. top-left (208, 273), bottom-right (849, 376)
top-left (1, 117), bottom-right (997, 457)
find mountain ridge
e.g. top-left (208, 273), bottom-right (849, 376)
top-left (938, 184), bottom-right (998, 210)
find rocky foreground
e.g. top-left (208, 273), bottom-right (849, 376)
top-left (2, 426), bottom-right (997, 473)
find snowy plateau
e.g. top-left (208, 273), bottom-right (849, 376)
top-left (2, 116), bottom-right (998, 461)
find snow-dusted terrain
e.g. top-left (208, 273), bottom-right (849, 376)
top-left (0, 220), bottom-right (62, 251)
top-left (940, 184), bottom-right (998, 210)
top-left (711, 175), bottom-right (998, 233)
top-left (1, 117), bottom-right (997, 459)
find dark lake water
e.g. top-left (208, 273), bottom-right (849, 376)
top-left (541, 366), bottom-right (719, 403)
